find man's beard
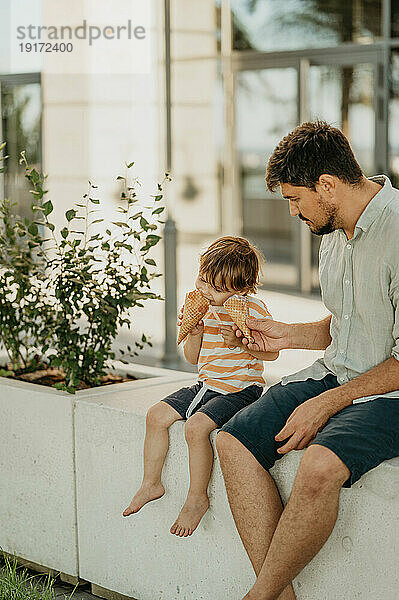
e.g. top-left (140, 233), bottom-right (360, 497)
top-left (301, 196), bottom-right (338, 236)
top-left (310, 217), bottom-right (336, 236)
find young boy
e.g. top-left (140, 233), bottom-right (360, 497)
top-left (123, 236), bottom-right (278, 536)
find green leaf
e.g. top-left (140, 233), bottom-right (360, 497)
top-left (28, 223), bottom-right (38, 236)
top-left (125, 161), bottom-right (134, 168)
top-left (112, 221), bottom-right (129, 228)
top-left (154, 195), bottom-right (163, 201)
top-left (61, 227), bottom-right (69, 239)
top-left (0, 368), bottom-right (13, 378)
top-left (66, 209), bottom-right (76, 222)
top-left (42, 200), bottom-right (54, 216)
top-left (116, 176), bottom-right (125, 181)
top-left (152, 206), bottom-right (165, 215)
top-left (28, 168), bottom-right (40, 184)
top-left (90, 198), bottom-right (100, 204)
top-left (144, 258), bottom-right (156, 266)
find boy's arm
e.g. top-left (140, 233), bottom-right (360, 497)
top-left (183, 331), bottom-right (203, 365)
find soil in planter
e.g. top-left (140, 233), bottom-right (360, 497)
top-left (0, 361), bottom-right (137, 390)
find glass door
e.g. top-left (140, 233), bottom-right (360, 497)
top-left (235, 67), bottom-right (299, 289)
top-left (305, 59), bottom-right (379, 291)
top-left (235, 51), bottom-right (383, 293)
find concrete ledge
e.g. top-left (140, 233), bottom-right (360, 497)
top-left (0, 362), bottom-right (194, 578)
top-left (75, 377), bottom-right (399, 599)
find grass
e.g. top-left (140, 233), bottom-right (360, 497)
top-left (0, 550), bottom-right (76, 600)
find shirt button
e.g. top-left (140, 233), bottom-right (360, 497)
top-left (346, 244), bottom-right (352, 249)
top-left (344, 315), bottom-right (349, 320)
top-left (345, 279), bottom-right (350, 285)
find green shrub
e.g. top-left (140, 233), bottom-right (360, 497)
top-left (0, 143), bottom-right (169, 393)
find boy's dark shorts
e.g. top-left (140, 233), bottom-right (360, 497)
top-left (161, 381), bottom-right (263, 428)
top-left (220, 374), bottom-right (399, 488)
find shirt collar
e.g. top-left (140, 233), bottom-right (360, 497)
top-left (354, 175), bottom-right (394, 233)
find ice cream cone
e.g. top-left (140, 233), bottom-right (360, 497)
top-left (224, 295), bottom-right (252, 340)
top-left (177, 290), bottom-right (210, 344)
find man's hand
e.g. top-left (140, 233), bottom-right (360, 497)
top-left (275, 395), bottom-right (333, 454)
top-left (220, 325), bottom-right (242, 349)
top-left (233, 318), bottom-right (291, 352)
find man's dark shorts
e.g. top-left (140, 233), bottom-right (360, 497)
top-left (162, 381), bottom-right (263, 428)
top-left (220, 374), bottom-right (399, 488)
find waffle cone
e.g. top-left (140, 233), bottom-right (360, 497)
top-left (177, 290), bottom-right (210, 344)
top-left (224, 295), bottom-right (251, 339)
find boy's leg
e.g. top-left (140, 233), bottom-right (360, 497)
top-left (170, 412), bottom-right (217, 537)
top-left (123, 401), bottom-right (183, 516)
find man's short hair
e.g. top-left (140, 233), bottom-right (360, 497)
top-left (199, 236), bottom-right (263, 294)
top-left (266, 120), bottom-right (363, 192)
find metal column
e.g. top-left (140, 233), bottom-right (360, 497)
top-left (162, 0), bottom-right (179, 368)
top-left (297, 58), bottom-right (313, 294)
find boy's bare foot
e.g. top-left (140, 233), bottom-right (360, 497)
top-left (122, 482), bottom-right (165, 516)
top-left (170, 494), bottom-right (210, 537)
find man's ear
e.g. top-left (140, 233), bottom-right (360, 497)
top-left (317, 174), bottom-right (336, 193)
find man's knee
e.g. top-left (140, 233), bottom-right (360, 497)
top-left (215, 430), bottom-right (232, 456)
top-left (296, 444), bottom-right (350, 494)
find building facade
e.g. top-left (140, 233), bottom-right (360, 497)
top-left (1, 0), bottom-right (399, 360)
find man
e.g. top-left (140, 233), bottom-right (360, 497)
top-left (216, 120), bottom-right (399, 600)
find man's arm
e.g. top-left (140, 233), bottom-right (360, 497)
top-left (219, 325), bottom-right (279, 360)
top-left (275, 356), bottom-right (399, 454)
top-left (235, 315), bottom-right (332, 353)
top-left (286, 315), bottom-right (332, 350)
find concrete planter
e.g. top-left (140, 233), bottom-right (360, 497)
top-left (0, 360), bottom-right (193, 578)
top-left (75, 375), bottom-right (399, 599)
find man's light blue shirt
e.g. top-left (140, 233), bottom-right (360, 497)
top-left (281, 175), bottom-right (399, 404)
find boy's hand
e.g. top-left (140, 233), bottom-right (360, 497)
top-left (220, 325), bottom-right (243, 349)
top-left (177, 306), bottom-right (204, 337)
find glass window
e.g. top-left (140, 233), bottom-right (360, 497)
top-left (308, 62), bottom-right (375, 286)
top-left (392, 0), bottom-right (399, 38)
top-left (236, 68), bottom-right (299, 289)
top-left (232, 0), bottom-right (382, 52)
top-left (1, 81), bottom-right (42, 219)
top-left (390, 49), bottom-right (399, 188)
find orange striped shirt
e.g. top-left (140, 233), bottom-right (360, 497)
top-left (196, 296), bottom-right (272, 394)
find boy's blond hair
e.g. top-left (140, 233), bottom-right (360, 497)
top-left (199, 236), bottom-right (263, 294)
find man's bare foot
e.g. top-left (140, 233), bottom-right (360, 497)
top-left (170, 494), bottom-right (209, 537)
top-left (122, 482), bottom-right (165, 516)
